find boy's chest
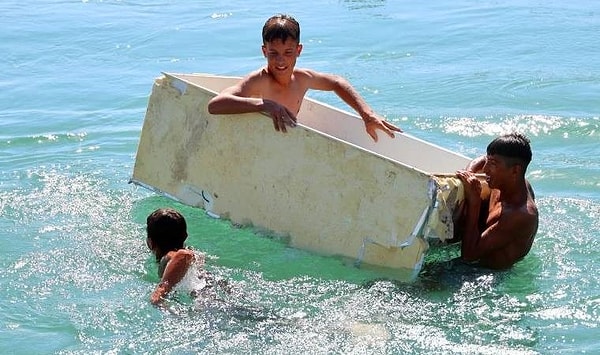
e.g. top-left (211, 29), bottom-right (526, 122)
top-left (263, 82), bottom-right (307, 114)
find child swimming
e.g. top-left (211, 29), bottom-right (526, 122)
top-left (145, 208), bottom-right (228, 305)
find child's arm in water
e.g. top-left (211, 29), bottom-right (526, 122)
top-left (150, 249), bottom-right (195, 305)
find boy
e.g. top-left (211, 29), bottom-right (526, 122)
top-left (208, 14), bottom-right (402, 142)
top-left (455, 133), bottom-right (539, 269)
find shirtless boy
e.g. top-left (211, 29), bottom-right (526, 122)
top-left (208, 14), bottom-right (402, 142)
top-left (455, 133), bottom-right (539, 269)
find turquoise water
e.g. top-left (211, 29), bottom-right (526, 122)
top-left (1, 0), bottom-right (599, 353)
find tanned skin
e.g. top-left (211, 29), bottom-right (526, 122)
top-left (455, 153), bottom-right (538, 269)
top-left (208, 14), bottom-right (401, 142)
top-left (146, 208), bottom-right (204, 305)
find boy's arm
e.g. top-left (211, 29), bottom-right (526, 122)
top-left (302, 69), bottom-right (403, 142)
top-left (207, 77), bottom-right (265, 115)
top-left (150, 249), bottom-right (194, 305)
top-left (466, 155), bottom-right (487, 173)
top-left (207, 75), bottom-right (297, 132)
top-left (455, 170), bottom-right (484, 261)
top-left (455, 171), bottom-right (531, 264)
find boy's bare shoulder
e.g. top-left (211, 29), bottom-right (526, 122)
top-left (245, 67), bottom-right (268, 79)
top-left (168, 248), bottom-right (195, 261)
top-left (177, 248), bottom-right (195, 257)
top-left (293, 67), bottom-right (323, 78)
top-left (236, 68), bottom-right (271, 89)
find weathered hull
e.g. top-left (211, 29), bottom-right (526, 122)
top-left (132, 73), bottom-right (471, 274)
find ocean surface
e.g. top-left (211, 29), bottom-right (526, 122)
top-left (1, 1), bottom-right (599, 354)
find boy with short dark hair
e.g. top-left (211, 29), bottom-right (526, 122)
top-left (208, 13), bottom-right (402, 142)
top-left (455, 132), bottom-right (539, 269)
top-left (146, 208), bottom-right (202, 305)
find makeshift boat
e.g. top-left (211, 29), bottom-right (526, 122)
top-left (131, 73), bottom-right (474, 277)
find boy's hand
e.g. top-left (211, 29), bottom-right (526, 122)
top-left (262, 99), bottom-right (297, 133)
top-left (363, 115), bottom-right (403, 142)
top-left (456, 170), bottom-right (483, 202)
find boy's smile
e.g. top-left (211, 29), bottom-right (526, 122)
top-left (262, 39), bottom-right (302, 78)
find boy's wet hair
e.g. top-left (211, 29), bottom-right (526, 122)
top-left (487, 132), bottom-right (532, 171)
top-left (146, 208), bottom-right (188, 260)
top-left (262, 14), bottom-right (300, 44)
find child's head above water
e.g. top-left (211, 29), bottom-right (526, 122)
top-left (146, 208), bottom-right (188, 261)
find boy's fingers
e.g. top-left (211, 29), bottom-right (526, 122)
top-left (369, 129), bottom-right (378, 142)
top-left (384, 120), bottom-right (403, 133)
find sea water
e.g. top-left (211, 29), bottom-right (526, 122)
top-left (1, 1), bottom-right (598, 354)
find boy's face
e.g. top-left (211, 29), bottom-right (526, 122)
top-left (483, 154), bottom-right (519, 189)
top-left (262, 39), bottom-right (302, 78)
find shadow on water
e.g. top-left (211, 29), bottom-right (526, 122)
top-left (162, 293), bottom-right (285, 324)
top-left (357, 241), bottom-right (542, 309)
